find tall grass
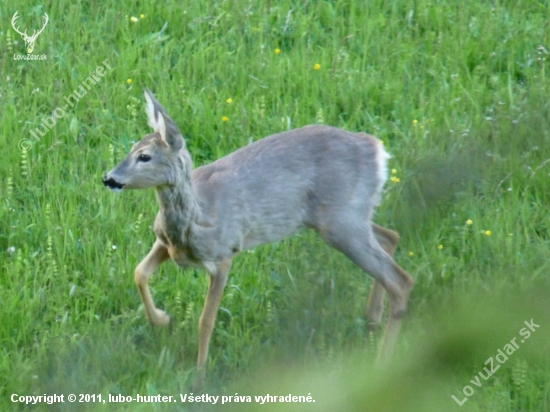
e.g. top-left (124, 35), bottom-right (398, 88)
top-left (1, 0), bottom-right (550, 410)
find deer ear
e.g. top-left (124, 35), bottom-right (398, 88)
top-left (144, 89), bottom-right (161, 130)
top-left (144, 89), bottom-right (184, 151)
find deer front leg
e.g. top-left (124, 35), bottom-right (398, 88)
top-left (194, 259), bottom-right (232, 389)
top-left (134, 239), bottom-right (170, 326)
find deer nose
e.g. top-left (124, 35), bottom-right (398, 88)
top-left (102, 175), bottom-right (125, 191)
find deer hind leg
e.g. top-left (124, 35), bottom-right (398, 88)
top-left (134, 239), bottom-right (171, 326)
top-left (194, 259), bottom-right (232, 390)
top-left (320, 220), bottom-right (413, 359)
top-left (367, 224), bottom-right (401, 331)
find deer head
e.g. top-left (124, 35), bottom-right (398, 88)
top-left (103, 90), bottom-right (189, 192)
top-left (11, 11), bottom-right (49, 54)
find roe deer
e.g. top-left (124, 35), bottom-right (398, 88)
top-left (102, 90), bottom-right (413, 387)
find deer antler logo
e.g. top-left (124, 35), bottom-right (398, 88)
top-left (11, 11), bottom-right (49, 54)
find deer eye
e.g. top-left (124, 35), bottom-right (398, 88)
top-left (137, 154), bottom-right (151, 162)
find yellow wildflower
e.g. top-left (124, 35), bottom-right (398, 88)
top-left (140, 14), bottom-right (145, 19)
top-left (226, 98), bottom-right (233, 104)
top-left (485, 230), bottom-right (491, 236)
top-left (408, 251), bottom-right (414, 257)
top-left (438, 244), bottom-right (443, 250)
top-left (391, 168), bottom-right (397, 174)
top-left (127, 79), bottom-right (132, 84)
top-left (221, 116), bottom-right (229, 122)
top-left (466, 219), bottom-right (473, 225)
top-left (130, 16), bottom-right (138, 23)
top-left (314, 63), bottom-right (321, 70)
top-left (275, 48), bottom-right (281, 54)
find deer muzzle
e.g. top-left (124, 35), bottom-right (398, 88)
top-left (102, 175), bottom-right (125, 192)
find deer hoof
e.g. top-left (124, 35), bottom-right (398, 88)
top-left (151, 309), bottom-right (171, 326)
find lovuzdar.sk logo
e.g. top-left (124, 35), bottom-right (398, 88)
top-left (11, 10), bottom-right (49, 60)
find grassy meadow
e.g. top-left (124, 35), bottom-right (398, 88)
top-left (2, 0), bottom-right (550, 410)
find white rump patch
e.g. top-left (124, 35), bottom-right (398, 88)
top-left (374, 142), bottom-right (391, 205)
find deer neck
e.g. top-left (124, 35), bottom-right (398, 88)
top-left (154, 157), bottom-right (200, 247)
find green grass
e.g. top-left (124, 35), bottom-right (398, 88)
top-left (2, 0), bottom-right (550, 410)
